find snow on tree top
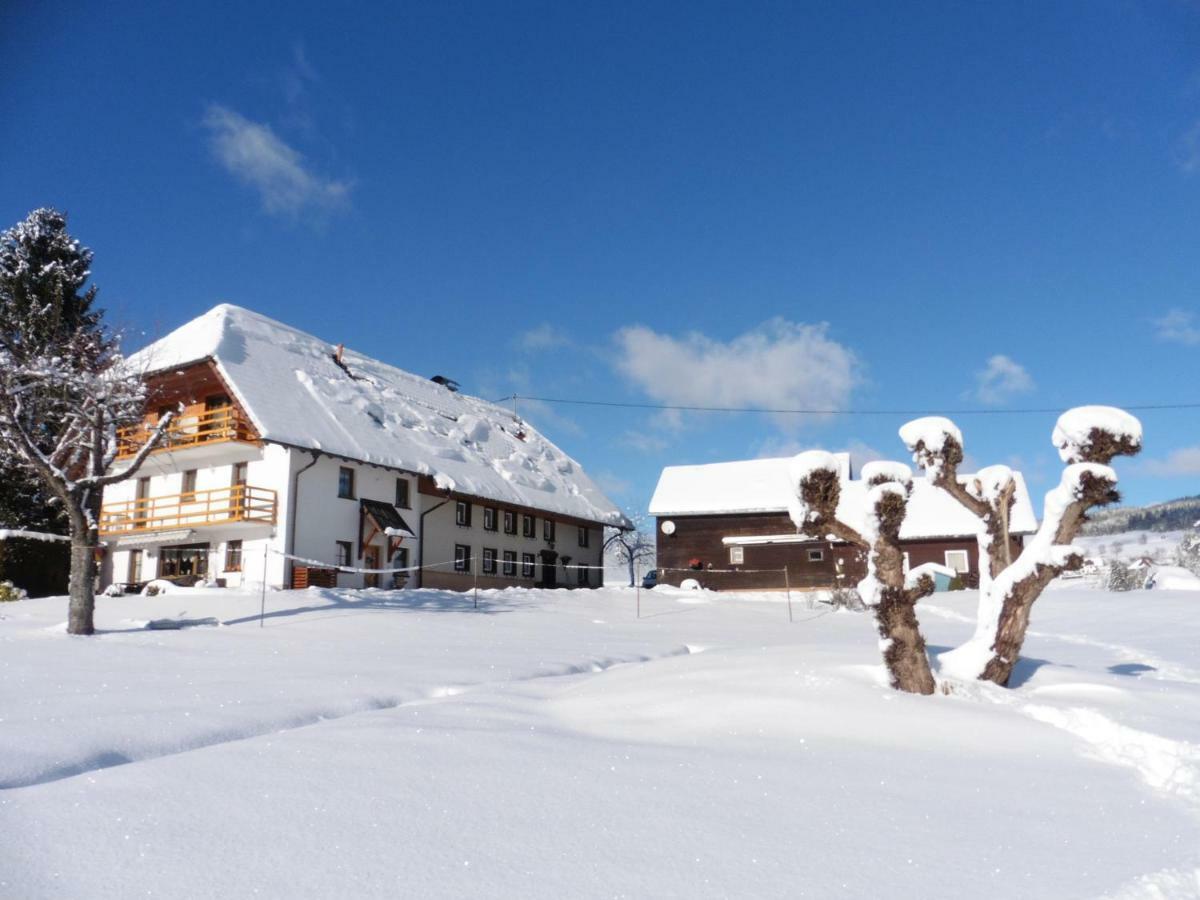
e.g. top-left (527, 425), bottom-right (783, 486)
top-left (649, 455), bottom-right (1038, 539)
top-left (1052, 406), bottom-right (1143, 463)
top-left (126, 304), bottom-right (628, 527)
top-left (859, 460), bottom-right (913, 486)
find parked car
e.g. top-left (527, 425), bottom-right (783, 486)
top-left (642, 569), bottom-right (658, 589)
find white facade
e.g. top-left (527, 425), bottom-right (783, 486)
top-left (103, 442), bottom-right (604, 593)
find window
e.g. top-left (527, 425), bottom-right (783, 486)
top-left (807, 549), bottom-right (824, 562)
top-left (578, 526), bottom-right (590, 548)
top-left (945, 550), bottom-right (970, 574)
top-left (522, 515), bottom-right (536, 538)
top-left (224, 539), bottom-right (243, 572)
top-left (335, 541), bottom-right (352, 567)
top-left (483, 547), bottom-right (497, 574)
top-left (338, 467), bottom-right (355, 499)
top-left (503, 510), bottom-right (517, 534)
top-left (483, 507), bottom-right (498, 532)
top-left (502, 551), bottom-right (517, 576)
top-left (543, 519), bottom-right (556, 542)
top-left (158, 543), bottom-right (209, 579)
top-left (454, 544), bottom-right (472, 572)
top-left (182, 469), bottom-right (197, 495)
top-left (395, 478), bottom-right (410, 508)
top-left (394, 547), bottom-right (409, 570)
top-left (521, 553), bottom-right (536, 578)
top-left (576, 565), bottom-right (589, 586)
top-left (456, 501), bottom-right (472, 527)
top-left (232, 462), bottom-right (248, 487)
top-left (729, 546), bottom-right (745, 565)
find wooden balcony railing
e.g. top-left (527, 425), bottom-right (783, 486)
top-left (99, 485), bottom-right (277, 536)
top-left (116, 406), bottom-right (256, 459)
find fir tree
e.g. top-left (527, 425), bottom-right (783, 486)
top-left (0, 208), bottom-right (173, 633)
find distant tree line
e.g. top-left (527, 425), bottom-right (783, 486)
top-left (1079, 496), bottom-right (1200, 536)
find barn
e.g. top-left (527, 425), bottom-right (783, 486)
top-left (648, 454), bottom-right (1038, 591)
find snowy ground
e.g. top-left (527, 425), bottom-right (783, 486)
top-left (3, 582), bottom-right (1200, 899)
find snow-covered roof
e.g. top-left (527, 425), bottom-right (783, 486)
top-left (648, 455), bottom-right (850, 517)
top-left (648, 456), bottom-right (1039, 539)
top-left (128, 304), bottom-right (627, 527)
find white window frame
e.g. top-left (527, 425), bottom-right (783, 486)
top-left (945, 550), bottom-right (969, 574)
top-left (729, 546), bottom-right (745, 565)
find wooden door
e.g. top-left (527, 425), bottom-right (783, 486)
top-left (364, 545), bottom-right (380, 588)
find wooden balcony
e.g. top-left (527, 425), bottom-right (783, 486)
top-left (116, 406), bottom-right (257, 460)
top-left (99, 485), bottom-right (277, 536)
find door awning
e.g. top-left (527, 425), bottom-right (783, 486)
top-left (359, 499), bottom-right (415, 560)
top-left (111, 529), bottom-right (196, 549)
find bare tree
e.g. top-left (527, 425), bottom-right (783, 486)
top-left (900, 407), bottom-right (1141, 686)
top-left (604, 512), bottom-right (656, 586)
top-left (0, 209), bottom-right (172, 635)
top-left (789, 453), bottom-right (936, 694)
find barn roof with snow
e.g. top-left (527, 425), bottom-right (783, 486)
top-left (649, 456), bottom-right (1039, 540)
top-left (127, 304), bottom-right (628, 527)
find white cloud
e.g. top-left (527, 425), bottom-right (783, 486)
top-left (754, 437), bottom-right (891, 475)
top-left (1174, 121), bottom-right (1200, 174)
top-left (593, 470), bottom-right (632, 497)
top-left (516, 324), bottom-right (571, 351)
top-left (1142, 446), bottom-right (1200, 477)
top-left (1153, 308), bottom-right (1200, 346)
top-left (618, 430), bottom-right (670, 453)
top-left (202, 104), bottom-right (351, 217)
top-left (970, 354), bottom-right (1035, 405)
top-left (612, 319), bottom-right (861, 430)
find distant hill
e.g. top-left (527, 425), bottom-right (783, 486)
top-left (1080, 495), bottom-right (1200, 536)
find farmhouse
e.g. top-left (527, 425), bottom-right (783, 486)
top-left (648, 455), bottom-right (1038, 590)
top-left (99, 304), bottom-right (627, 592)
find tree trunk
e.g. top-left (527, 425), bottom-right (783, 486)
top-left (875, 587), bottom-right (937, 694)
top-left (871, 541), bottom-right (936, 694)
top-left (67, 537), bottom-right (96, 635)
top-left (627, 555), bottom-right (635, 587)
top-left (978, 566), bottom-right (1058, 686)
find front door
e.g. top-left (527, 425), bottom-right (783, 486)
top-left (364, 545), bottom-right (380, 588)
top-left (539, 550), bottom-right (558, 588)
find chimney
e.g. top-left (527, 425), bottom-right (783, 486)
top-left (335, 343), bottom-right (345, 364)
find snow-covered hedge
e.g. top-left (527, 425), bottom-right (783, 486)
top-left (0, 580), bottom-right (28, 602)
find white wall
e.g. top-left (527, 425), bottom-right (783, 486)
top-left (288, 453), bottom-right (420, 590)
top-left (102, 444), bottom-right (605, 594)
top-left (420, 499), bottom-right (604, 590)
top-left (105, 444), bottom-right (292, 590)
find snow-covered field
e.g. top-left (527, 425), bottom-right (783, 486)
top-left (3, 582), bottom-right (1200, 899)
top-left (1075, 529), bottom-right (1187, 565)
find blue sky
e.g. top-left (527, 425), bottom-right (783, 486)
top-left (3, 1), bottom-right (1199, 512)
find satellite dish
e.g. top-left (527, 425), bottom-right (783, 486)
top-left (661, 520), bottom-right (676, 535)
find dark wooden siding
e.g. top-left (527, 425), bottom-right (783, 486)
top-left (655, 512), bottom-right (1024, 591)
top-left (655, 512), bottom-right (838, 590)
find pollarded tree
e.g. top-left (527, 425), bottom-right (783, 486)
top-left (0, 208), bottom-right (172, 634)
top-left (788, 452), bottom-right (937, 694)
top-left (605, 512), bottom-right (656, 586)
top-left (900, 406), bottom-right (1142, 686)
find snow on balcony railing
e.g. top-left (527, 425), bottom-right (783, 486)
top-left (99, 485), bottom-right (277, 536)
top-left (116, 406), bottom-right (256, 459)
